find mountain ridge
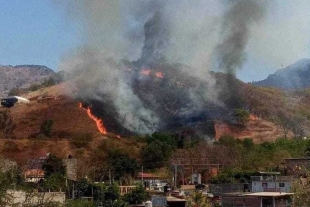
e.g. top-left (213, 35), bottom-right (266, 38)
top-left (0, 65), bottom-right (56, 97)
top-left (253, 58), bottom-right (310, 89)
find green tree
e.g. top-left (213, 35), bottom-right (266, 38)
top-left (0, 111), bottom-right (16, 139)
top-left (104, 184), bottom-right (120, 202)
top-left (233, 108), bottom-right (250, 125)
top-left (107, 150), bottom-right (139, 184)
top-left (76, 178), bottom-right (92, 197)
top-left (147, 133), bottom-right (177, 149)
top-left (0, 168), bottom-right (25, 206)
top-left (188, 191), bottom-right (211, 207)
top-left (242, 138), bottom-right (254, 150)
top-left (40, 119), bottom-right (54, 138)
top-left (102, 184), bottom-right (128, 207)
top-left (43, 173), bottom-right (66, 192)
top-left (123, 185), bottom-right (148, 205)
top-left (141, 139), bottom-right (173, 169)
top-left (42, 154), bottom-right (66, 178)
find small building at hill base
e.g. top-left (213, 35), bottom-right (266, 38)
top-left (221, 192), bottom-right (293, 207)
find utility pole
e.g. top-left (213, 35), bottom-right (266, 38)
top-left (72, 182), bottom-right (74, 199)
top-left (174, 165), bottom-right (177, 188)
top-left (109, 169), bottom-right (111, 185)
top-left (141, 166), bottom-right (144, 185)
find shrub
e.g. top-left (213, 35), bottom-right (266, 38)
top-left (2, 141), bottom-right (19, 153)
top-left (40, 119), bottom-right (54, 138)
top-left (70, 133), bottom-right (94, 148)
top-left (123, 185), bottom-right (149, 204)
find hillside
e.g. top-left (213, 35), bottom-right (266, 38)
top-left (0, 78), bottom-right (300, 162)
top-left (0, 65), bottom-right (56, 97)
top-left (1, 67), bottom-right (310, 165)
top-left (214, 118), bottom-right (293, 143)
top-left (253, 59), bottom-right (310, 90)
top-left (0, 82), bottom-right (141, 165)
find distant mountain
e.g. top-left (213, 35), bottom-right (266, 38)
top-left (0, 65), bottom-right (55, 97)
top-left (253, 59), bottom-right (310, 90)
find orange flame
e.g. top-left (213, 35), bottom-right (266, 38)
top-left (79, 103), bottom-right (107, 134)
top-left (155, 72), bottom-right (164, 78)
top-left (140, 69), bottom-right (151, 75)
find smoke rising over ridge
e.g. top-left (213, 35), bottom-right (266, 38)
top-left (57, 0), bottom-right (268, 134)
top-left (214, 0), bottom-right (267, 74)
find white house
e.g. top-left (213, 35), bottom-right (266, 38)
top-left (251, 172), bottom-right (293, 193)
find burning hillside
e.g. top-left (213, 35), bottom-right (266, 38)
top-left (73, 61), bottom-right (235, 137)
top-left (58, 1), bottom-right (267, 136)
top-left (79, 103), bottom-right (107, 135)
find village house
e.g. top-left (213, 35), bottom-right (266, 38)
top-left (23, 152), bottom-right (48, 183)
top-left (251, 172), bottom-right (293, 193)
top-left (220, 172), bottom-right (294, 207)
top-left (137, 172), bottom-right (168, 192)
top-left (23, 153), bottom-right (77, 183)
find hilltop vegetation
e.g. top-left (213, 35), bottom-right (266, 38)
top-left (254, 58), bottom-right (310, 90)
top-left (241, 84), bottom-right (310, 138)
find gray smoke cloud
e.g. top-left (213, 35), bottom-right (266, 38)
top-left (140, 10), bottom-right (170, 66)
top-left (60, 47), bottom-right (159, 134)
top-left (56, 0), bottom-right (223, 76)
top-left (56, 0), bottom-right (268, 134)
top-left (214, 0), bottom-right (267, 74)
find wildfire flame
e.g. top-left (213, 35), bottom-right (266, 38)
top-left (155, 72), bottom-right (164, 78)
top-left (79, 103), bottom-right (107, 134)
top-left (139, 69), bottom-right (164, 78)
top-left (140, 69), bottom-right (151, 76)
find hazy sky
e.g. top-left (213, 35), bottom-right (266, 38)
top-left (0, 0), bottom-right (309, 82)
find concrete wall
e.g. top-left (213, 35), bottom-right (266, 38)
top-left (6, 190), bottom-right (65, 206)
top-left (221, 196), bottom-right (260, 207)
top-left (252, 181), bottom-right (291, 193)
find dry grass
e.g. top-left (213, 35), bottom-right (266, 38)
top-left (0, 82), bottom-right (140, 164)
top-left (214, 117), bottom-right (291, 143)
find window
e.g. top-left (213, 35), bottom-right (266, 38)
top-left (279, 183), bottom-right (285, 187)
top-left (262, 183), bottom-right (267, 188)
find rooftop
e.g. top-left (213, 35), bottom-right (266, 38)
top-left (223, 192), bottom-right (294, 197)
top-left (244, 192), bottom-right (294, 197)
top-left (137, 172), bottom-right (161, 179)
top-left (166, 196), bottom-right (186, 202)
top-left (258, 171), bottom-right (281, 175)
